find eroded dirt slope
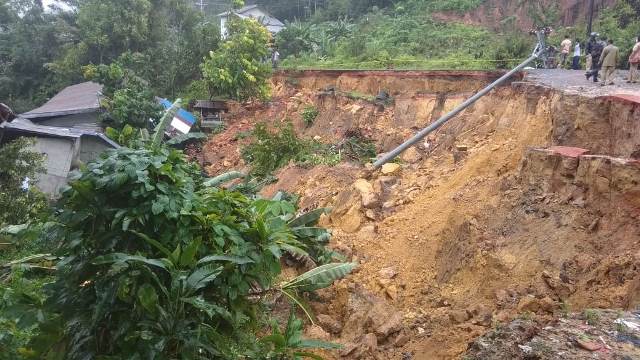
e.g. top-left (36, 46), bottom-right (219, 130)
top-left (201, 70), bottom-right (640, 359)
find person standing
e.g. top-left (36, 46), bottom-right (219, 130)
top-left (628, 35), bottom-right (640, 83)
top-left (587, 36), bottom-right (606, 82)
top-left (560, 35), bottom-right (572, 68)
top-left (585, 33), bottom-right (598, 76)
top-left (271, 48), bottom-right (280, 69)
top-left (572, 40), bottom-right (582, 70)
top-left (599, 38), bottom-right (620, 86)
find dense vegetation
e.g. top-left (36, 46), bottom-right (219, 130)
top-left (0, 111), bottom-right (355, 359)
top-left (3, 0), bottom-right (640, 114)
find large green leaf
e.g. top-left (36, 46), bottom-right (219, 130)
top-left (281, 263), bottom-right (357, 292)
top-left (185, 265), bottom-right (222, 293)
top-left (197, 255), bottom-right (254, 265)
top-left (93, 253), bottom-right (169, 271)
top-left (288, 208), bottom-right (331, 228)
top-left (166, 132), bottom-right (207, 146)
top-left (137, 283), bottom-right (158, 313)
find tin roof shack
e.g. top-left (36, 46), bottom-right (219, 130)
top-left (21, 82), bottom-right (102, 131)
top-left (0, 119), bottom-right (118, 196)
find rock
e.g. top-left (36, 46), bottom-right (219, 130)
top-left (313, 135), bottom-right (322, 141)
top-left (306, 324), bottom-right (331, 341)
top-left (379, 267), bottom-right (398, 279)
top-left (354, 179), bottom-right (374, 194)
top-left (362, 192), bottom-right (380, 209)
top-left (449, 309), bottom-right (470, 324)
top-left (375, 312), bottom-right (403, 339)
top-left (517, 295), bottom-right (556, 314)
top-left (385, 285), bottom-right (398, 300)
top-left (394, 332), bottom-right (410, 347)
top-left (341, 333), bottom-right (378, 359)
top-left (381, 163), bottom-right (401, 175)
top-left (317, 314), bottom-right (343, 334)
top-left (340, 205), bottom-right (363, 233)
top-left (365, 209), bottom-right (377, 220)
top-left (382, 201), bottom-right (395, 210)
top-left (223, 160), bottom-right (232, 167)
top-left (575, 339), bottom-right (602, 351)
top-left (456, 144), bottom-right (469, 151)
top-left (400, 147), bottom-right (422, 164)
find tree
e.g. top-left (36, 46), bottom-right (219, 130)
top-left (0, 137), bottom-right (47, 226)
top-left (82, 59), bottom-right (163, 130)
top-left (0, 0), bottom-right (71, 112)
top-left (201, 16), bottom-right (272, 101)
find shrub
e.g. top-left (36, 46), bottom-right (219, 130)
top-left (83, 61), bottom-right (163, 130)
top-left (301, 105), bottom-right (319, 127)
top-left (0, 138), bottom-right (48, 227)
top-left (242, 122), bottom-right (307, 177)
top-left (6, 142), bottom-right (353, 359)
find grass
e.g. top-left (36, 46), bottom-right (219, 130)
top-left (583, 309), bottom-right (600, 325)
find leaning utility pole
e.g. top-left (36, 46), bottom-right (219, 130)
top-left (587, 0), bottom-right (595, 36)
top-left (373, 28), bottom-right (552, 169)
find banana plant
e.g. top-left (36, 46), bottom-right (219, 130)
top-left (279, 262), bottom-right (357, 324)
top-left (262, 310), bottom-right (341, 360)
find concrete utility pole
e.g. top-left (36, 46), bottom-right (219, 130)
top-left (373, 29), bottom-right (551, 169)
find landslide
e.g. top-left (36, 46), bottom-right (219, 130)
top-left (200, 71), bottom-right (640, 359)
top-left (432, 0), bottom-right (617, 31)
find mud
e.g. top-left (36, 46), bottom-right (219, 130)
top-left (201, 69), bottom-right (640, 359)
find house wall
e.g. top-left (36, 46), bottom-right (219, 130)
top-left (30, 137), bottom-right (78, 196)
top-left (221, 16), bottom-right (228, 37)
top-left (36, 112), bottom-right (101, 131)
top-left (79, 136), bottom-right (112, 164)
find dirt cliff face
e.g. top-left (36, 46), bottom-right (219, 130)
top-left (200, 70), bottom-right (640, 359)
top-left (433, 0), bottom-right (618, 31)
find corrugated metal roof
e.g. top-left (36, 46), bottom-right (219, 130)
top-left (218, 5), bottom-right (285, 28)
top-left (1, 118), bottom-right (119, 148)
top-left (21, 82), bottom-right (102, 119)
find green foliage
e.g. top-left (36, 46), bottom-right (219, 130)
top-left (0, 138), bottom-right (48, 227)
top-left (262, 311), bottom-right (341, 359)
top-left (105, 125), bottom-right (150, 148)
top-left (165, 132), bottom-right (208, 147)
top-left (241, 122), bottom-right (307, 177)
top-left (0, 0), bottom-right (71, 112)
top-left (1, 141), bottom-right (352, 359)
top-left (0, 268), bottom-right (50, 360)
top-left (301, 105), bottom-right (319, 127)
top-left (201, 16), bottom-right (272, 101)
top-left (83, 61), bottom-right (163, 129)
top-left (596, 1), bottom-right (640, 67)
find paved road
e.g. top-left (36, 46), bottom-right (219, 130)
top-left (523, 69), bottom-right (639, 98)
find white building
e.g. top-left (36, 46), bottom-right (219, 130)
top-left (218, 5), bottom-right (285, 38)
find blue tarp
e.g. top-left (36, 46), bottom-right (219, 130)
top-left (159, 99), bottom-right (197, 125)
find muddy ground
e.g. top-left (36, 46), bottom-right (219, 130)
top-left (198, 69), bottom-right (640, 359)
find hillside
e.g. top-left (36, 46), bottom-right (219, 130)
top-left (432, 0), bottom-right (617, 30)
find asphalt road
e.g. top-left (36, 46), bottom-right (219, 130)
top-left (523, 69), bottom-right (639, 97)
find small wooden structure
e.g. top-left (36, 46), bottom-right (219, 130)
top-left (193, 100), bottom-right (228, 131)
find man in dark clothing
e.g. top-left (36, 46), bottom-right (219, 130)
top-left (587, 36), bottom-right (607, 82)
top-left (585, 33), bottom-right (598, 72)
